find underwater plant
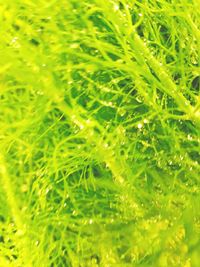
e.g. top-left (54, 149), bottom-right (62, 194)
top-left (0, 0), bottom-right (199, 266)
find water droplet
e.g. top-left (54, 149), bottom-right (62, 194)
top-left (10, 37), bottom-right (20, 48)
top-left (106, 163), bottom-right (110, 169)
top-left (45, 187), bottom-right (50, 194)
top-left (108, 101), bottom-right (113, 106)
top-left (86, 119), bottom-right (91, 124)
top-left (119, 108), bottom-right (126, 117)
top-left (103, 143), bottom-right (109, 148)
top-left (79, 124), bottom-right (84, 130)
top-left (16, 229), bottom-right (25, 236)
top-left (21, 184), bottom-right (28, 193)
top-left (114, 4), bottom-right (119, 11)
top-left (72, 210), bottom-right (77, 216)
top-left (143, 119), bottom-right (149, 124)
top-left (70, 43), bottom-right (79, 49)
top-left (185, 101), bottom-right (189, 106)
top-left (137, 123), bottom-right (143, 129)
top-left (36, 90), bottom-right (44, 95)
top-left (11, 37), bottom-right (18, 43)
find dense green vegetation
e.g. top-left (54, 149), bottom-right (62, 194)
top-left (0, 0), bottom-right (199, 266)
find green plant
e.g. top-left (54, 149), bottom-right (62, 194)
top-left (0, 0), bottom-right (199, 266)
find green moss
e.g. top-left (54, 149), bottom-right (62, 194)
top-left (0, 0), bottom-right (199, 266)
